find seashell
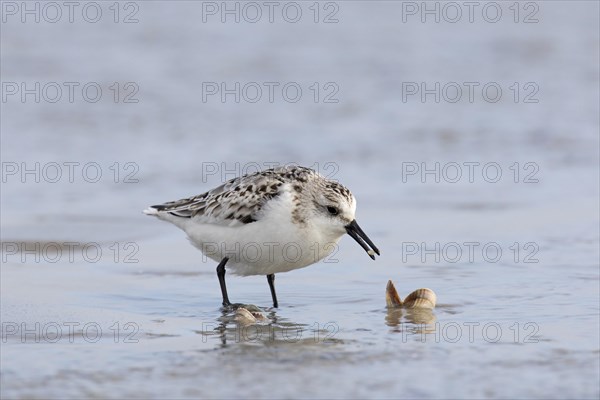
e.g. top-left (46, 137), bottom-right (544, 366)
top-left (386, 280), bottom-right (436, 309)
top-left (402, 288), bottom-right (436, 309)
top-left (235, 307), bottom-right (258, 324)
top-left (386, 280), bottom-right (403, 307)
top-left (234, 306), bottom-right (267, 325)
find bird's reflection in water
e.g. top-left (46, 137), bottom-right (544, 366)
top-left (385, 307), bottom-right (437, 337)
top-left (195, 305), bottom-right (338, 347)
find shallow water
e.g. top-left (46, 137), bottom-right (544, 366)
top-left (1, 1), bottom-right (599, 399)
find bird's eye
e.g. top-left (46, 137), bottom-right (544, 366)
top-left (327, 206), bottom-right (339, 215)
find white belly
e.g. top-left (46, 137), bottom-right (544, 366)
top-left (181, 193), bottom-right (343, 276)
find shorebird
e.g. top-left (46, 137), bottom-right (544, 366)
top-left (144, 166), bottom-right (379, 307)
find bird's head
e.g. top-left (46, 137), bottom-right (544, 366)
top-left (298, 178), bottom-right (380, 260)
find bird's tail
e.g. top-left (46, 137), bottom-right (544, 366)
top-left (143, 206), bottom-right (159, 216)
top-left (143, 204), bottom-right (191, 231)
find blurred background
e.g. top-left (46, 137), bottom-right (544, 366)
top-left (1, 1), bottom-right (599, 399)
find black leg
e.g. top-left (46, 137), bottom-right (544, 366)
top-left (267, 273), bottom-right (278, 308)
top-left (216, 257), bottom-right (231, 307)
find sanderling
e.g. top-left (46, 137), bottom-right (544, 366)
top-left (143, 165), bottom-right (380, 308)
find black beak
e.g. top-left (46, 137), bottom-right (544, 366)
top-left (345, 220), bottom-right (380, 260)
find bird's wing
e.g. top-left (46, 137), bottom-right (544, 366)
top-left (147, 166), bottom-right (315, 226)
